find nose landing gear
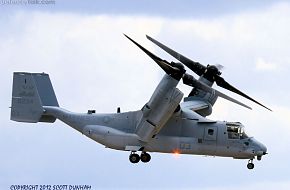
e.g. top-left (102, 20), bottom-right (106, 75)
top-left (247, 159), bottom-right (254, 169)
top-left (129, 152), bottom-right (151, 164)
top-left (247, 152), bottom-right (266, 169)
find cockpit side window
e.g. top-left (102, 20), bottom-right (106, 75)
top-left (227, 126), bottom-right (240, 139)
top-left (240, 128), bottom-right (249, 139)
top-left (226, 123), bottom-right (249, 139)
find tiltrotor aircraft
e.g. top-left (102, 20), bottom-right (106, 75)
top-left (10, 34), bottom-right (270, 169)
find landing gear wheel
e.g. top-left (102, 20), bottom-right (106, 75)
top-left (140, 152), bottom-right (151, 163)
top-left (129, 153), bottom-right (140, 164)
top-left (247, 159), bottom-right (254, 169)
top-left (247, 163), bottom-right (254, 169)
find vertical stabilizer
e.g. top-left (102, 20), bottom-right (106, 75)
top-left (10, 72), bottom-right (59, 123)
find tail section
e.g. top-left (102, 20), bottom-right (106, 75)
top-left (10, 72), bottom-right (59, 123)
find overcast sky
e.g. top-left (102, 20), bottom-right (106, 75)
top-left (1, 1), bottom-right (290, 190)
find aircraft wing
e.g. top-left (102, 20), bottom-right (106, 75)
top-left (181, 99), bottom-right (210, 112)
top-left (180, 99), bottom-right (213, 118)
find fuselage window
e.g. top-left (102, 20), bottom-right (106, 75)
top-left (208, 129), bottom-right (214, 136)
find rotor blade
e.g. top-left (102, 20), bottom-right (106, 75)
top-left (183, 74), bottom-right (252, 110)
top-left (124, 34), bottom-right (182, 80)
top-left (146, 35), bottom-right (206, 76)
top-left (214, 90), bottom-right (252, 110)
top-left (214, 75), bottom-right (272, 111)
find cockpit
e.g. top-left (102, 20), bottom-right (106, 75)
top-left (226, 122), bottom-right (250, 140)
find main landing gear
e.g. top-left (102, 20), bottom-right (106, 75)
top-left (129, 152), bottom-right (151, 164)
top-left (247, 159), bottom-right (254, 170)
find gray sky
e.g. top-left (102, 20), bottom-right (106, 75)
top-left (1, 1), bottom-right (290, 189)
top-left (0, 0), bottom-right (278, 18)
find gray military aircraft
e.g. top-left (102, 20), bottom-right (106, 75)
top-left (10, 34), bottom-right (269, 169)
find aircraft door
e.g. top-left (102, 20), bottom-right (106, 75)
top-left (200, 126), bottom-right (217, 155)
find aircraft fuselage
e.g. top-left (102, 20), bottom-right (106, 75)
top-left (43, 106), bottom-right (266, 160)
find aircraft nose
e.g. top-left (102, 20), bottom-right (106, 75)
top-left (262, 143), bottom-right (267, 152)
top-left (252, 138), bottom-right (267, 155)
top-left (259, 143), bottom-right (267, 154)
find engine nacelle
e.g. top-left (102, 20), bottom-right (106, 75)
top-left (136, 75), bottom-right (183, 142)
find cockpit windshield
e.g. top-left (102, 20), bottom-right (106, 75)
top-left (226, 122), bottom-right (249, 140)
